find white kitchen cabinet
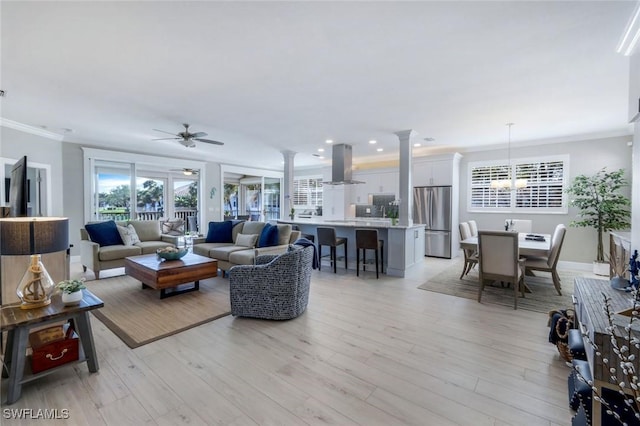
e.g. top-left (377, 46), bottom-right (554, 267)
top-left (352, 169), bottom-right (399, 204)
top-left (322, 185), bottom-right (353, 220)
top-left (413, 159), bottom-right (452, 186)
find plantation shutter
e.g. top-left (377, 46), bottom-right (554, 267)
top-left (468, 156), bottom-right (568, 213)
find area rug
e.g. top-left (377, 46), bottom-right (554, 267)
top-left (85, 275), bottom-right (231, 348)
top-left (418, 260), bottom-right (588, 313)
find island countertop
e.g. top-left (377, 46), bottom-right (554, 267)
top-left (277, 218), bottom-right (425, 230)
top-left (277, 219), bottom-right (425, 277)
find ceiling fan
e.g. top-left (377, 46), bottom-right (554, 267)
top-left (170, 168), bottom-right (199, 176)
top-left (152, 123), bottom-right (224, 148)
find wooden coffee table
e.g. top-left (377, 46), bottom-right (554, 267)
top-left (124, 252), bottom-right (218, 299)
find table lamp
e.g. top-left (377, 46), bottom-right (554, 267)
top-left (0, 217), bottom-right (69, 309)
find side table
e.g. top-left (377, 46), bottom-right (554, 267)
top-left (1, 289), bottom-right (104, 404)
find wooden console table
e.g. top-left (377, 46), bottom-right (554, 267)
top-left (574, 277), bottom-right (640, 425)
top-left (1, 290), bottom-right (104, 404)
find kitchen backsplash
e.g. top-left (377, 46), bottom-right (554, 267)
top-left (355, 194), bottom-right (397, 218)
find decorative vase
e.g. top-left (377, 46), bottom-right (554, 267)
top-left (61, 290), bottom-right (83, 306)
top-left (610, 275), bottom-right (629, 290)
top-left (391, 218), bottom-right (398, 226)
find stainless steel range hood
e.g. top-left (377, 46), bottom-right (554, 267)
top-left (324, 143), bottom-right (365, 185)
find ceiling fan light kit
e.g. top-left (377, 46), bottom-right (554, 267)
top-left (152, 123), bottom-right (224, 148)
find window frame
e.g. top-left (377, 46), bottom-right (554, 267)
top-left (467, 154), bottom-right (569, 214)
top-left (293, 175), bottom-right (323, 209)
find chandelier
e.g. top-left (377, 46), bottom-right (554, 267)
top-left (490, 123), bottom-right (527, 190)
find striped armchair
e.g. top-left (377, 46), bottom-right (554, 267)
top-left (229, 245), bottom-right (314, 320)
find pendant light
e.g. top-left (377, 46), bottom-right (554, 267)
top-left (490, 123), bottom-right (527, 191)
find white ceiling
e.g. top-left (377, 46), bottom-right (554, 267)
top-left (1, 1), bottom-right (636, 170)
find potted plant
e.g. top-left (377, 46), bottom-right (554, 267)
top-left (57, 278), bottom-right (86, 306)
top-left (289, 208), bottom-right (295, 220)
top-left (566, 168), bottom-right (631, 275)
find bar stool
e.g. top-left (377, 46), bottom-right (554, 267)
top-left (356, 229), bottom-right (384, 279)
top-left (292, 225), bottom-right (315, 243)
top-left (317, 227), bottom-right (347, 273)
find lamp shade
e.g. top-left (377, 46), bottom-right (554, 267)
top-left (0, 217), bottom-right (69, 255)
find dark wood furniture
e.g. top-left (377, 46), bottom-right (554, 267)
top-left (1, 290), bottom-right (104, 404)
top-left (124, 252), bottom-right (218, 299)
top-left (574, 277), bottom-right (640, 425)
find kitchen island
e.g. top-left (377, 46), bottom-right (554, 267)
top-left (277, 218), bottom-right (425, 277)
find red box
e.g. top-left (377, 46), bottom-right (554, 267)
top-left (29, 325), bottom-right (79, 374)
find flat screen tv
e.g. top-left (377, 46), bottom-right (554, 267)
top-left (9, 156), bottom-right (28, 217)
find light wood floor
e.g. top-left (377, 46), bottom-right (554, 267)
top-left (1, 256), bottom-right (575, 425)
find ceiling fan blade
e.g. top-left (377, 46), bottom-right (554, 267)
top-left (152, 128), bottom-right (179, 136)
top-left (190, 132), bottom-right (207, 138)
top-left (194, 138), bottom-right (224, 146)
top-left (152, 137), bottom-right (180, 141)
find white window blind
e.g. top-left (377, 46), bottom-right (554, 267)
top-left (293, 178), bottom-right (323, 207)
top-left (468, 155), bottom-right (568, 213)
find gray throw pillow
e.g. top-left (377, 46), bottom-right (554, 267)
top-left (236, 233), bottom-right (258, 248)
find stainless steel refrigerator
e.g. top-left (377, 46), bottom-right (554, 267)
top-left (413, 186), bottom-right (452, 258)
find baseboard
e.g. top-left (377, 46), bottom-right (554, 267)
top-left (558, 260), bottom-right (592, 272)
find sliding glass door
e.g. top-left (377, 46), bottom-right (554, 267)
top-left (90, 157), bottom-right (202, 227)
top-left (94, 160), bottom-right (133, 221)
top-left (221, 166), bottom-right (283, 221)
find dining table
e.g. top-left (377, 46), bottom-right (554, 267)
top-left (460, 232), bottom-right (551, 257)
top-left (460, 232), bottom-right (552, 293)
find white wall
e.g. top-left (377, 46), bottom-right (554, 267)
top-left (62, 143), bottom-right (85, 255)
top-left (629, 49), bottom-right (640, 122)
top-left (0, 126), bottom-right (64, 216)
top-left (458, 136), bottom-right (633, 263)
top-left (630, 49), bottom-right (640, 256)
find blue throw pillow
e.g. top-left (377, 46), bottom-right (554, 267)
top-left (258, 223), bottom-right (279, 247)
top-left (85, 220), bottom-right (124, 247)
top-left (205, 221), bottom-right (233, 243)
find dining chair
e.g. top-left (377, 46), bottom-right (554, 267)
top-left (523, 224), bottom-right (566, 295)
top-left (507, 219), bottom-right (532, 233)
top-left (458, 222), bottom-right (478, 279)
top-left (477, 230), bottom-right (525, 309)
top-left (467, 220), bottom-right (478, 237)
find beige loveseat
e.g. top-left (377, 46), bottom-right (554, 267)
top-left (80, 220), bottom-right (179, 279)
top-left (192, 222), bottom-right (300, 276)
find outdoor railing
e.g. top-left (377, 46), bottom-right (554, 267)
top-left (97, 209), bottom-right (197, 222)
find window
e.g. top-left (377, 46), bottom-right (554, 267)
top-left (293, 177), bottom-right (323, 207)
top-left (84, 148), bottom-right (204, 224)
top-left (468, 155), bottom-right (568, 213)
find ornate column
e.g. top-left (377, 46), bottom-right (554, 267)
top-left (394, 129), bottom-right (417, 226)
top-left (281, 150), bottom-right (296, 220)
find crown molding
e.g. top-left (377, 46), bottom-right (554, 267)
top-left (0, 118), bottom-right (64, 141)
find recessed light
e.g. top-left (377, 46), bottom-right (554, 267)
top-left (318, 148), bottom-right (324, 152)
top-left (369, 140), bottom-right (377, 144)
top-left (376, 148), bottom-right (383, 152)
top-left (325, 139), bottom-right (333, 144)
top-left (413, 143), bottom-right (422, 147)
top-left (319, 156), bottom-right (325, 159)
